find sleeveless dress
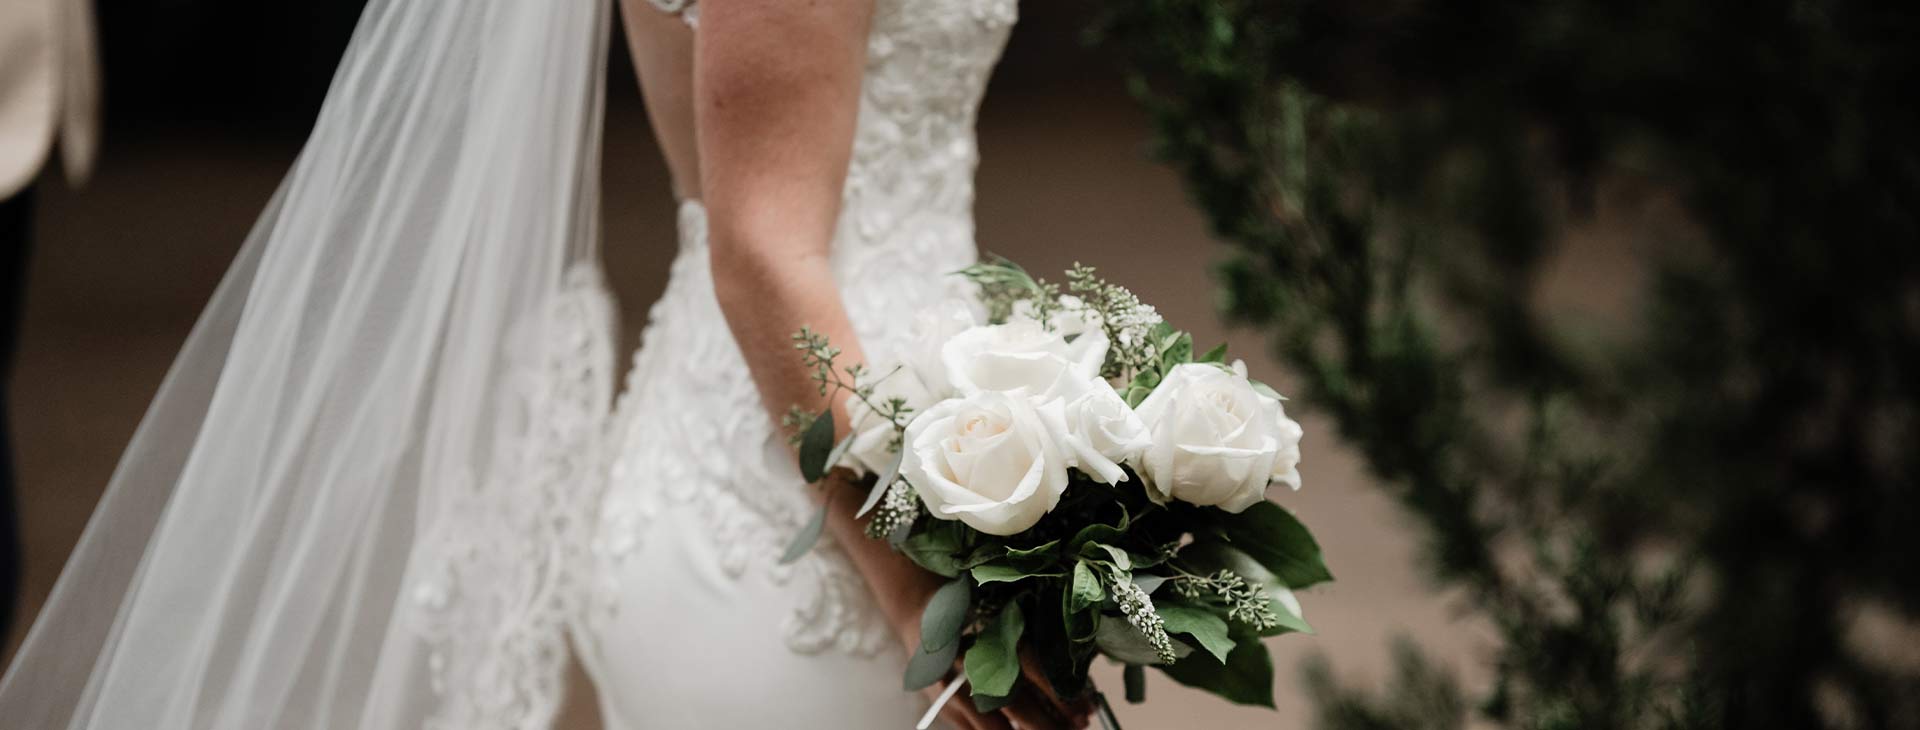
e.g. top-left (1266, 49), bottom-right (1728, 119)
top-left (573, 1), bottom-right (1018, 727)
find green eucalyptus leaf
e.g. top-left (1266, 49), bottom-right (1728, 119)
top-left (1094, 616), bottom-right (1190, 665)
top-left (1082, 542), bottom-right (1133, 571)
top-left (1124, 385), bottom-right (1153, 408)
top-left (904, 639), bottom-right (958, 691)
top-left (1063, 581), bottom-right (1100, 644)
top-left (960, 545), bottom-right (1006, 570)
top-left (855, 450), bottom-right (906, 519)
top-left (920, 578), bottom-right (971, 652)
top-left (1217, 501), bottom-right (1332, 589)
top-left (1249, 379), bottom-right (1286, 402)
top-left (1069, 561), bottom-right (1106, 613)
top-left (1197, 342), bottom-right (1229, 364)
top-left (902, 529), bottom-right (965, 577)
top-left (1150, 321), bottom-right (1176, 343)
top-left (1265, 584), bottom-right (1314, 636)
top-left (1132, 574), bottom-right (1168, 595)
top-left (1160, 331), bottom-right (1193, 368)
top-left (1127, 367), bottom-right (1161, 394)
top-left (1157, 604), bottom-right (1235, 663)
top-left (777, 502), bottom-right (828, 565)
top-left (964, 603), bottom-right (1025, 698)
top-left (824, 431), bottom-right (856, 477)
top-left (972, 688), bottom-right (1015, 713)
top-left (797, 409), bottom-right (836, 483)
top-left (972, 564), bottom-right (1061, 584)
top-left (1180, 541), bottom-right (1311, 635)
top-left (1157, 625), bottom-right (1276, 708)
top-left (1005, 539), bottom-right (1061, 559)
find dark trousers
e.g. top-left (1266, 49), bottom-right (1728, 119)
top-left (0, 185), bottom-right (30, 640)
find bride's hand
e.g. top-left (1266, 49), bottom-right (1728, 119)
top-left (885, 568), bottom-right (1092, 729)
top-left (818, 473), bottom-right (1091, 729)
top-left (905, 646), bottom-right (1094, 730)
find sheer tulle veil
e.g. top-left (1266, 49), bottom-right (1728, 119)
top-left (0, 1), bottom-right (618, 727)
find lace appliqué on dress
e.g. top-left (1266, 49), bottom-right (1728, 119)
top-left (593, 0), bottom-right (1018, 661)
top-left (408, 265), bottom-right (618, 730)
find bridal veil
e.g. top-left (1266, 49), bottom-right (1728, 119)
top-left (0, 1), bottom-right (618, 727)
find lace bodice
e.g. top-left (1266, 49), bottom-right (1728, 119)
top-left (585, 0), bottom-right (1017, 658)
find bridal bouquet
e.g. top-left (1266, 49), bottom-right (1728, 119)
top-left (782, 259), bottom-right (1326, 726)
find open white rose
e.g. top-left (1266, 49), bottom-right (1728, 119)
top-left (905, 298), bottom-right (981, 398)
top-left (1041, 378), bottom-right (1150, 485)
top-left (940, 319), bottom-right (1109, 402)
top-left (902, 390), bottom-right (1070, 535)
top-left (843, 361), bottom-right (934, 477)
top-left (1132, 362), bottom-right (1304, 512)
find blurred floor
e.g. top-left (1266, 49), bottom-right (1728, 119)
top-left (3, 54), bottom-right (1494, 730)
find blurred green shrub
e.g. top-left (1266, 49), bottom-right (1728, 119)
top-left (1091, 1), bottom-right (1920, 728)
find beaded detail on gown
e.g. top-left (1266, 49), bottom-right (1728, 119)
top-left (573, 0), bottom-right (1017, 727)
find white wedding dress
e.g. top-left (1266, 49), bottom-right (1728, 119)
top-left (573, 0), bottom-right (1017, 728)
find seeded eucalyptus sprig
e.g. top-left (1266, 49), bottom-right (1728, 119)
top-left (789, 327), bottom-right (916, 447)
top-left (1171, 569), bottom-right (1283, 632)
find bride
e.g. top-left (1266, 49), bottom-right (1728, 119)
top-left (0, 0), bottom-right (1090, 728)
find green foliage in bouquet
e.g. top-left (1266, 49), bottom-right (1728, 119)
top-left (1092, 1), bottom-right (1920, 729)
top-left (783, 261), bottom-right (1328, 718)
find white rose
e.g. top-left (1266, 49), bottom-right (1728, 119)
top-left (940, 319), bottom-right (1109, 402)
top-left (905, 299), bottom-right (981, 398)
top-left (1270, 401), bottom-right (1305, 492)
top-left (1132, 362), bottom-right (1305, 512)
top-left (1041, 378), bottom-right (1150, 485)
top-left (843, 361), bottom-right (935, 477)
top-left (902, 390), bottom-right (1070, 535)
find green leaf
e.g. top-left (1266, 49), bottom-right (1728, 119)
top-left (824, 431), bottom-right (856, 478)
top-left (972, 688), bottom-right (1015, 713)
top-left (1157, 604), bottom-right (1235, 663)
top-left (777, 502), bottom-right (828, 565)
top-left (904, 638), bottom-right (958, 691)
top-left (1124, 663), bottom-right (1147, 704)
top-left (1264, 584), bottom-right (1314, 636)
top-left (920, 578), bottom-right (972, 652)
top-left (1123, 367), bottom-right (1160, 407)
top-left (1005, 539), bottom-right (1061, 559)
top-left (972, 564), bottom-right (1061, 584)
top-left (964, 603), bottom-right (1025, 698)
top-left (1249, 379), bottom-right (1286, 402)
top-left (1082, 542), bottom-right (1133, 571)
top-left (1132, 574), bottom-right (1168, 595)
top-left (1197, 342), bottom-right (1229, 364)
top-left (902, 528), bottom-right (965, 578)
top-left (1218, 501), bottom-right (1333, 589)
top-left (797, 409), bottom-right (836, 483)
top-left (1159, 331), bottom-right (1193, 369)
top-left (1158, 627), bottom-right (1276, 708)
top-left (1095, 615), bottom-right (1190, 665)
top-left (1069, 561), bottom-right (1107, 613)
top-left (855, 449), bottom-right (905, 518)
top-left (1180, 541), bottom-right (1313, 635)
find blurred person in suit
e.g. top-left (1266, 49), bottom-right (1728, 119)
top-left (0, 0), bottom-right (99, 640)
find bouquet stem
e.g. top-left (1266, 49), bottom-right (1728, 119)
top-left (916, 678), bottom-right (969, 730)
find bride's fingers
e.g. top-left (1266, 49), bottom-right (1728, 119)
top-left (1000, 691), bottom-right (1064, 730)
top-left (1014, 649), bottom-right (1091, 728)
top-left (949, 702), bottom-right (1013, 730)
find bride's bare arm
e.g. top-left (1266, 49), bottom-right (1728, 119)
top-left (695, 3), bottom-right (1070, 729)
